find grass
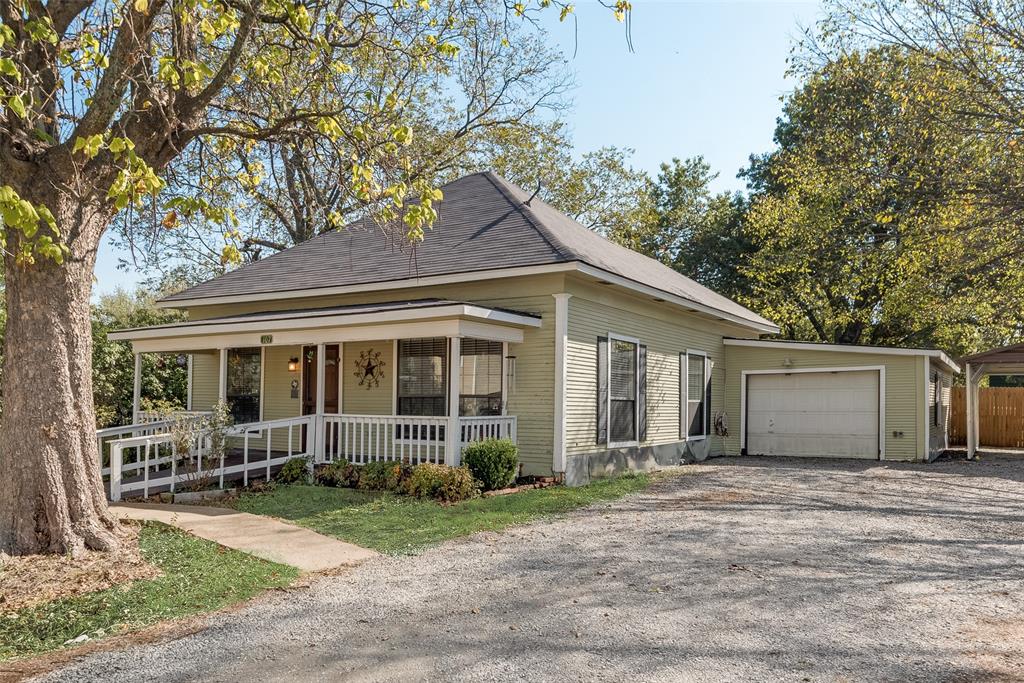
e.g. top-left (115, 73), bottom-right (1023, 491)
top-left (0, 523), bottom-right (298, 661)
top-left (231, 473), bottom-right (652, 555)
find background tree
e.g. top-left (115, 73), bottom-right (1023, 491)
top-left (0, 0), bottom-right (631, 557)
top-left (92, 289), bottom-right (187, 428)
top-left (739, 47), bottom-right (1024, 353)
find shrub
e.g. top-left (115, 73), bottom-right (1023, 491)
top-left (357, 460), bottom-right (413, 493)
top-left (407, 463), bottom-right (478, 503)
top-left (276, 456), bottom-right (311, 485)
top-left (321, 461), bottom-right (360, 488)
top-left (462, 438), bottom-right (519, 491)
top-left (314, 460), bottom-right (360, 488)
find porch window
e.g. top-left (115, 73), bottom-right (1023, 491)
top-left (610, 338), bottom-right (638, 443)
top-left (397, 338), bottom-right (447, 416)
top-left (226, 347), bottom-right (261, 424)
top-left (686, 352), bottom-right (709, 438)
top-left (460, 339), bottom-right (503, 416)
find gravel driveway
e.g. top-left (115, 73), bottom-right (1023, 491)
top-left (40, 456), bottom-right (1024, 682)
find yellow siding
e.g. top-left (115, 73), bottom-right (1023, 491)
top-left (181, 276), bottom-right (558, 474)
top-left (262, 345), bottom-right (302, 451)
top-left (927, 360), bottom-right (954, 459)
top-left (724, 345), bottom-right (924, 461)
top-left (190, 351), bottom-right (219, 410)
top-left (342, 340), bottom-right (394, 415)
top-left (564, 280), bottom-right (749, 459)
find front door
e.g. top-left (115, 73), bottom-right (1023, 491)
top-left (301, 345), bottom-right (340, 450)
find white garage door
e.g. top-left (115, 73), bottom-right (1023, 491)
top-left (746, 370), bottom-right (880, 459)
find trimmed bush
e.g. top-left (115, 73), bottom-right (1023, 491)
top-left (276, 456), bottom-right (311, 485)
top-left (358, 460), bottom-right (412, 493)
top-left (407, 463), bottom-right (478, 503)
top-left (462, 438), bottom-right (519, 491)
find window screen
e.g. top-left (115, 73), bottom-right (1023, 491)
top-left (610, 339), bottom-right (637, 443)
top-left (687, 353), bottom-right (707, 438)
top-left (460, 339), bottom-right (503, 416)
top-left (226, 348), bottom-right (261, 424)
top-left (397, 338), bottom-right (447, 416)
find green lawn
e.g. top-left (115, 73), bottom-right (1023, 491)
top-left (230, 474), bottom-right (652, 555)
top-left (0, 523), bottom-right (298, 661)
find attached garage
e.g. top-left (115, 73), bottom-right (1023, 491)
top-left (723, 339), bottom-right (961, 462)
top-left (745, 368), bottom-right (882, 459)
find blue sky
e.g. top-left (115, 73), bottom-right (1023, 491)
top-left (93, 0), bottom-right (821, 295)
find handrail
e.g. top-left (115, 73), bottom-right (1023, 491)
top-left (101, 412), bottom-right (518, 501)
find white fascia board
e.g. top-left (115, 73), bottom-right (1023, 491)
top-left (573, 264), bottom-right (780, 334)
top-left (155, 263), bottom-right (579, 309)
top-left (724, 338), bottom-right (961, 374)
top-left (127, 319), bottom-right (525, 354)
top-left (110, 304), bottom-right (540, 342)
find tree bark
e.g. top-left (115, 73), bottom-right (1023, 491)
top-left (0, 175), bottom-right (124, 557)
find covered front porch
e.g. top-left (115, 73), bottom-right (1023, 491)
top-left (102, 300), bottom-right (541, 500)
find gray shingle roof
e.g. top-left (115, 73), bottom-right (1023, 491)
top-left (161, 172), bottom-right (775, 329)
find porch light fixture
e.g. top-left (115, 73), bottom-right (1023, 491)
top-left (288, 357), bottom-right (299, 372)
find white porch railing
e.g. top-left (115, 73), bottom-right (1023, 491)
top-left (460, 415), bottom-right (517, 445)
top-left (136, 410), bottom-right (212, 424)
top-left (102, 415), bottom-right (315, 501)
top-left (98, 413), bottom-right (517, 501)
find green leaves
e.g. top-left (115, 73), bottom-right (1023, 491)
top-left (0, 58), bottom-right (19, 81)
top-left (72, 134), bottom-right (104, 159)
top-left (0, 186), bottom-right (65, 266)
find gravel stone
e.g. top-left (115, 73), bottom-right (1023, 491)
top-left (38, 456), bottom-right (1024, 682)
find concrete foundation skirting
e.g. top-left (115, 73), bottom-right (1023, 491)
top-left (564, 440), bottom-right (708, 486)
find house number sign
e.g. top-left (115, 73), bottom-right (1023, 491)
top-left (260, 334), bottom-right (273, 344)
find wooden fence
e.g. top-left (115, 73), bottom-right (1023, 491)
top-left (950, 386), bottom-right (1024, 448)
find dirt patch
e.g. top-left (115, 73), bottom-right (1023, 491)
top-left (0, 524), bottom-right (160, 614)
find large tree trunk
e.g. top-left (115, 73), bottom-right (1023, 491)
top-left (0, 178), bottom-right (123, 557)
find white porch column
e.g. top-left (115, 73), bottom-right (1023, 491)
top-left (966, 362), bottom-right (975, 460)
top-left (132, 352), bottom-right (142, 424)
top-left (552, 293), bottom-right (571, 474)
top-left (315, 342), bottom-right (326, 461)
top-left (446, 336), bottom-right (462, 466)
top-left (218, 348), bottom-right (228, 404)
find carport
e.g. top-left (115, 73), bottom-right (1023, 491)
top-left (963, 343), bottom-right (1024, 459)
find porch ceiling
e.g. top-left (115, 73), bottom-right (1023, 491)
top-left (109, 299), bottom-right (541, 353)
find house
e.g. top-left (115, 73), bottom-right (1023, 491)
top-left (107, 172), bottom-right (961, 492)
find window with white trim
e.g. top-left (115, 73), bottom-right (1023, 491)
top-left (397, 338), bottom-right (447, 416)
top-left (226, 347), bottom-right (261, 424)
top-left (460, 339), bottom-right (503, 416)
top-left (610, 338), bottom-right (638, 443)
top-left (932, 372), bottom-right (940, 427)
top-left (686, 352), bottom-right (709, 438)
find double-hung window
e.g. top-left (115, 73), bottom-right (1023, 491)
top-left (397, 338), bottom-right (448, 417)
top-left (460, 339), bottom-right (503, 416)
top-left (609, 337), bottom-right (639, 444)
top-left (226, 347), bottom-right (262, 424)
top-left (684, 351), bottom-right (710, 439)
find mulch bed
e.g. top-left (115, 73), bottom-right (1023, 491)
top-left (0, 523), bottom-right (160, 614)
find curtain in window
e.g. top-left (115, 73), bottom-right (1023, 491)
top-left (397, 338), bottom-right (447, 416)
top-left (460, 339), bottom-right (503, 416)
top-left (687, 353), bottom-right (706, 437)
top-left (610, 339), bottom-right (637, 443)
top-left (227, 348), bottom-right (261, 424)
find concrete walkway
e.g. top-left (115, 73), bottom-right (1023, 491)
top-left (111, 503), bottom-right (377, 572)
